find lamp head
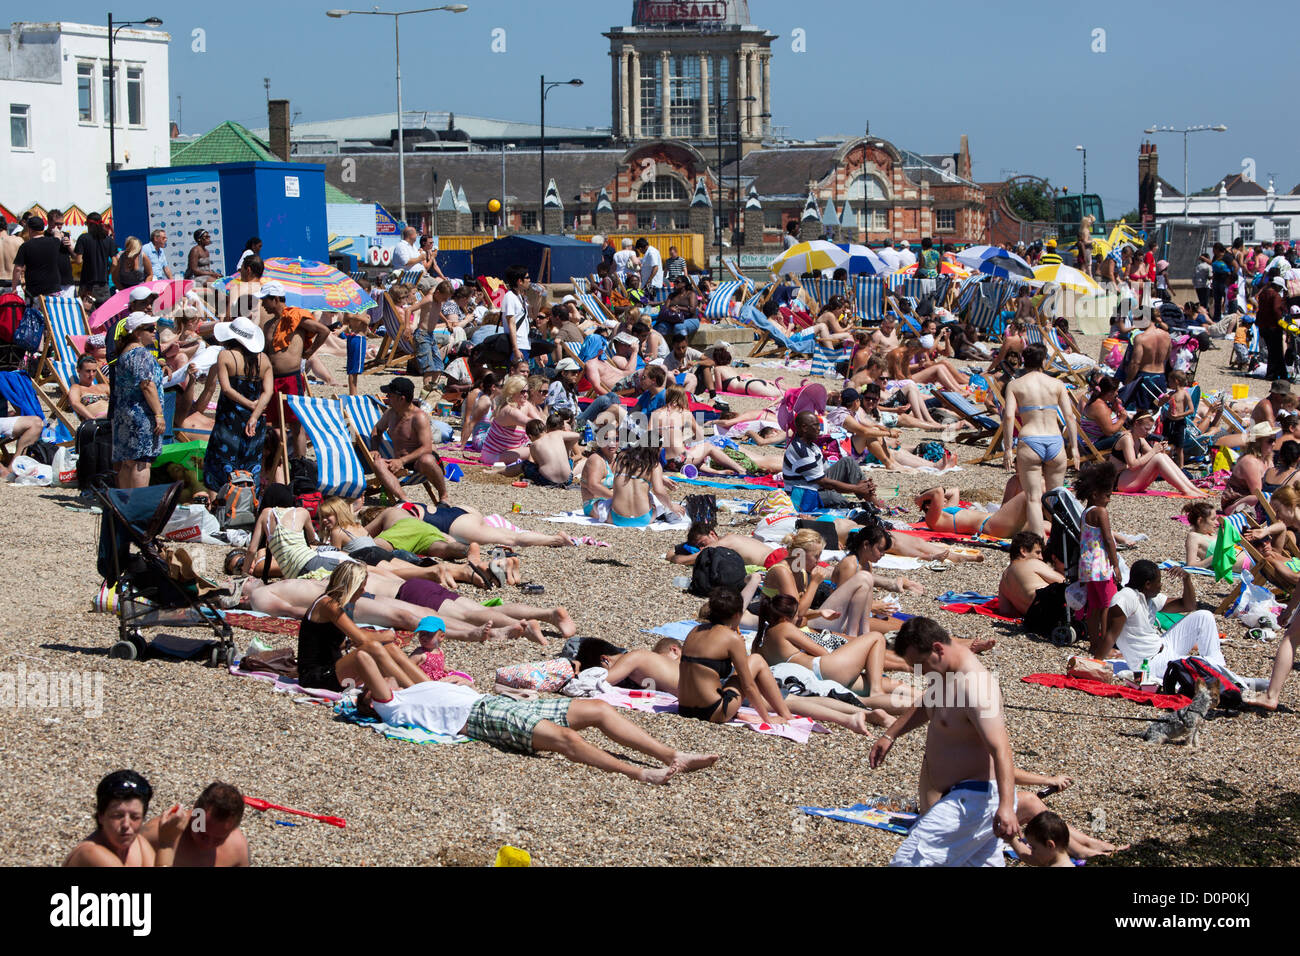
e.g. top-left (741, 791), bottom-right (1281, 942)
top-left (1143, 127), bottom-right (1156, 134)
top-left (326, 9), bottom-right (349, 16)
top-left (1212, 124), bottom-right (1227, 132)
top-left (142, 17), bottom-right (163, 27)
top-left (1075, 144), bottom-right (1084, 151)
top-left (567, 78), bottom-right (583, 86)
top-left (442, 3), bottom-right (469, 10)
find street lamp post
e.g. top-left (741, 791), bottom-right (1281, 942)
top-left (106, 14), bottom-right (163, 178)
top-left (1075, 144), bottom-right (1086, 194)
top-left (326, 5), bottom-right (469, 225)
top-left (712, 85), bottom-right (757, 276)
top-left (540, 76), bottom-right (583, 219)
top-left (1144, 123), bottom-right (1228, 219)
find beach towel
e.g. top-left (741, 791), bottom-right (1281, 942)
top-left (1021, 673), bottom-right (1192, 710)
top-left (1112, 489), bottom-right (1201, 499)
top-left (333, 698), bottom-right (470, 744)
top-left (595, 686), bottom-right (827, 743)
top-left (1158, 560), bottom-right (1215, 577)
top-left (940, 598), bottom-right (1021, 624)
top-left (541, 511), bottom-right (686, 531)
top-left (227, 661), bottom-right (343, 701)
top-left (800, 804), bottom-right (918, 835)
top-left (668, 474), bottom-right (783, 491)
top-left (644, 619), bottom-right (756, 642)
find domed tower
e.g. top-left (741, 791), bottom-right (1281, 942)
top-left (606, 1), bottom-right (775, 156)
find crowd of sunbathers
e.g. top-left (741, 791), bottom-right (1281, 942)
top-left (50, 239), bottom-right (1300, 868)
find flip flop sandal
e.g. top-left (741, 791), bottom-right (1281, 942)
top-left (468, 561), bottom-right (498, 590)
top-left (925, 560), bottom-right (949, 572)
top-left (489, 561), bottom-right (509, 589)
top-left (519, 582), bottom-right (545, 594)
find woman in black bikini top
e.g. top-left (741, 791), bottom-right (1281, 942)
top-left (677, 587), bottom-right (792, 725)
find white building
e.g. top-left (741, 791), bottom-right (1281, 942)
top-left (1, 20), bottom-right (170, 218)
top-left (1154, 173), bottom-right (1300, 246)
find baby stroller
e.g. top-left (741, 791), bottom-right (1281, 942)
top-left (1037, 485), bottom-right (1084, 647)
top-left (95, 481), bottom-right (235, 665)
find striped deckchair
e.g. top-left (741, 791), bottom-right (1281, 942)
top-left (349, 270), bottom-right (368, 283)
top-left (810, 344), bottom-right (851, 379)
top-left (852, 276), bottom-right (888, 321)
top-left (339, 393), bottom-right (442, 501)
top-left (570, 276), bottom-right (590, 294)
top-left (811, 278), bottom-right (847, 312)
top-left (1023, 323), bottom-right (1091, 388)
top-left (575, 290), bottom-right (617, 326)
top-left (721, 257), bottom-right (746, 282)
top-left (887, 275), bottom-right (952, 305)
top-left (37, 295), bottom-right (89, 384)
top-left (284, 395), bottom-right (367, 498)
top-left (397, 268), bottom-right (425, 287)
top-left (965, 281), bottom-right (1010, 338)
top-left (738, 303), bottom-right (817, 358)
top-left (703, 279), bottom-right (752, 321)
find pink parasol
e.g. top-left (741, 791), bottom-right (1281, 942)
top-left (89, 279), bottom-right (194, 331)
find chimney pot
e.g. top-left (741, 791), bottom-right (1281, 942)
top-left (268, 98), bottom-right (291, 162)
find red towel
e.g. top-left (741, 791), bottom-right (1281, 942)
top-left (1022, 673), bottom-right (1191, 710)
top-left (1113, 490), bottom-right (1200, 499)
top-left (225, 612), bottom-right (412, 648)
top-left (941, 600), bottom-right (1021, 624)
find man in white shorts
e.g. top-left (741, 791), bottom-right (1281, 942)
top-left (870, 617), bottom-right (1019, 866)
top-left (0, 414), bottom-right (44, 477)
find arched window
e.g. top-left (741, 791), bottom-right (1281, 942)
top-left (637, 177), bottom-right (689, 201)
top-left (846, 175), bottom-right (888, 202)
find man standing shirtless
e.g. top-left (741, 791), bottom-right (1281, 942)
top-left (412, 280), bottom-right (453, 390)
top-left (870, 617), bottom-right (1019, 866)
top-left (257, 281), bottom-right (330, 459)
top-left (1126, 314), bottom-right (1171, 412)
top-left (371, 376), bottom-right (449, 504)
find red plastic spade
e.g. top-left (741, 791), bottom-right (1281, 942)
top-left (243, 796), bottom-right (346, 828)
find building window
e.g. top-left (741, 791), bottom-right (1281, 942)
top-left (637, 211), bottom-right (655, 229)
top-left (101, 64), bottom-right (119, 125)
top-left (77, 62), bottom-right (94, 123)
top-left (126, 66), bottom-right (144, 126)
top-left (638, 56), bottom-right (662, 138)
top-left (764, 209), bottom-right (784, 229)
top-left (10, 104), bottom-right (30, 150)
top-left (521, 210), bottom-right (538, 231)
top-left (936, 208), bottom-right (956, 232)
top-left (637, 177), bottom-right (688, 201)
top-left (1238, 220), bottom-right (1255, 242)
top-left (668, 55), bottom-right (701, 138)
top-left (1275, 220), bottom-right (1291, 242)
top-left (871, 208), bottom-right (888, 232)
top-left (707, 55), bottom-right (732, 136)
top-left (472, 212), bottom-right (482, 231)
top-left (847, 175), bottom-right (888, 202)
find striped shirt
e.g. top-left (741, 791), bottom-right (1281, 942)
top-left (782, 438), bottom-right (825, 492)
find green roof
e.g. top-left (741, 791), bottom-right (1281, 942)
top-left (168, 122), bottom-right (359, 203)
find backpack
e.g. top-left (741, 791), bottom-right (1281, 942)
top-left (13, 307), bottom-right (44, 353)
top-left (0, 292), bottom-right (23, 344)
top-left (1160, 656), bottom-right (1244, 710)
top-left (689, 546), bottom-right (747, 598)
top-left (214, 470), bottom-right (259, 529)
top-left (288, 456), bottom-right (318, 495)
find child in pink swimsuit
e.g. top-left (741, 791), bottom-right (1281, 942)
top-left (408, 616), bottom-right (473, 685)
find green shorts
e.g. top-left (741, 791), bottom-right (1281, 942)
top-left (463, 696), bottom-right (572, 753)
top-left (378, 517), bottom-right (448, 555)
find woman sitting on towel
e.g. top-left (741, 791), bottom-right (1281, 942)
top-left (678, 587), bottom-right (792, 726)
top-left (707, 347), bottom-right (784, 400)
top-left (610, 444), bottom-right (684, 528)
top-left (1109, 413), bottom-right (1206, 499)
top-left (459, 372), bottom-right (499, 449)
top-left (479, 375), bottom-right (542, 467)
top-left (243, 485), bottom-right (355, 580)
top-left (579, 431), bottom-right (618, 521)
top-left (1183, 500), bottom-right (1251, 573)
top-left (764, 529), bottom-right (905, 639)
top-left (295, 562), bottom-right (428, 694)
top-left (914, 486), bottom-right (1038, 539)
top-left (884, 337), bottom-right (967, 392)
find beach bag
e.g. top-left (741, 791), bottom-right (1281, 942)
top-left (1066, 655), bottom-right (1114, 683)
top-left (689, 546), bottom-right (747, 597)
top-left (75, 418), bottom-right (115, 491)
top-left (162, 503), bottom-right (220, 543)
top-left (12, 307), bottom-right (43, 352)
top-left (1161, 656), bottom-right (1243, 709)
top-left (215, 470), bottom-right (258, 529)
top-left (494, 658), bottom-right (575, 693)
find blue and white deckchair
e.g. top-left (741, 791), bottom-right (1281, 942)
top-left (571, 276), bottom-right (590, 294)
top-left (811, 278), bottom-right (847, 311)
top-left (575, 290), bottom-right (616, 325)
top-left (703, 279), bottom-right (752, 321)
top-left (810, 344), bottom-right (851, 379)
top-left (852, 276), bottom-right (888, 321)
top-left (37, 295), bottom-right (89, 384)
top-left (339, 393), bottom-right (451, 498)
top-left (284, 394), bottom-right (366, 498)
top-left (739, 303), bottom-right (816, 358)
top-left (0, 369), bottom-right (74, 444)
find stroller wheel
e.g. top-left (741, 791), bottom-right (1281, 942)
top-left (221, 645), bottom-right (236, 668)
top-left (1050, 625), bottom-right (1076, 647)
top-left (109, 640), bottom-right (139, 661)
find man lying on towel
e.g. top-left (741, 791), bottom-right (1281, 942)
top-left (357, 659), bottom-right (719, 785)
top-left (870, 617), bottom-right (1019, 866)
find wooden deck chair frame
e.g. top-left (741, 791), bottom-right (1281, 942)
top-left (1257, 493), bottom-right (1300, 559)
top-left (340, 395), bottom-right (441, 504)
top-left (934, 390), bottom-right (1002, 458)
top-left (365, 289), bottom-right (416, 374)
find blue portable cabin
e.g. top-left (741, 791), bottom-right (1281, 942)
top-left (109, 161), bottom-right (328, 277)
top-left (470, 235), bottom-right (602, 284)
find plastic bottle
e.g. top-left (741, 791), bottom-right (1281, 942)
top-left (671, 575), bottom-right (691, 590)
top-left (1140, 658), bottom-right (1150, 684)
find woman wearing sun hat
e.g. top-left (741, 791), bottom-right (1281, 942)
top-left (112, 311), bottom-right (166, 489)
top-left (203, 316), bottom-right (273, 493)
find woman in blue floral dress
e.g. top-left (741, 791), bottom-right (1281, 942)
top-left (112, 314), bottom-right (166, 488)
top-left (203, 317), bottom-right (273, 492)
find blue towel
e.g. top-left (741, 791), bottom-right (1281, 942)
top-left (644, 619), bottom-right (756, 641)
top-left (936, 591), bottom-right (997, 605)
top-left (0, 370), bottom-right (70, 443)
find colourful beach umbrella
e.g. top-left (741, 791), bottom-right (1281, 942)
top-left (1030, 263), bottom-right (1101, 295)
top-left (768, 240), bottom-right (850, 276)
top-left (835, 243), bottom-right (890, 276)
top-left (955, 245), bottom-right (1034, 279)
top-left (216, 257), bottom-right (375, 314)
top-left (89, 279), bottom-right (195, 331)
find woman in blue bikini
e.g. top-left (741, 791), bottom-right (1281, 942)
top-left (609, 445), bottom-right (684, 528)
top-left (916, 487), bottom-right (1036, 540)
top-left (1001, 343), bottom-right (1078, 540)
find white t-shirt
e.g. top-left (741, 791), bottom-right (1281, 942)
top-left (1108, 588), bottom-right (1167, 667)
top-left (502, 290), bottom-right (529, 348)
top-left (612, 249), bottom-right (636, 282)
top-left (640, 245), bottom-right (664, 289)
top-left (372, 680), bottom-right (484, 735)
top-left (392, 240), bottom-right (423, 271)
top-left (895, 247), bottom-right (917, 268)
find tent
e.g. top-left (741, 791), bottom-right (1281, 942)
top-left (470, 235), bottom-right (602, 284)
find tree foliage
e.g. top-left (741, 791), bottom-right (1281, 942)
top-left (1005, 180), bottom-right (1056, 222)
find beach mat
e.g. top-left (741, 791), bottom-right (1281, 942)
top-left (227, 662), bottom-right (343, 702)
top-left (941, 600), bottom-right (1022, 624)
top-left (800, 803), bottom-right (917, 834)
top-left (668, 473), bottom-right (783, 491)
top-left (1022, 673), bottom-right (1191, 710)
top-left (333, 698), bottom-right (470, 744)
top-left (596, 686), bottom-right (827, 742)
top-left (542, 511), bottom-right (686, 531)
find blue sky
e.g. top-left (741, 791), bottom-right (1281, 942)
top-left (43, 0), bottom-right (1295, 211)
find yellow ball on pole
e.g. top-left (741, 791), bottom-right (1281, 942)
top-left (488, 199), bottom-right (502, 213)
